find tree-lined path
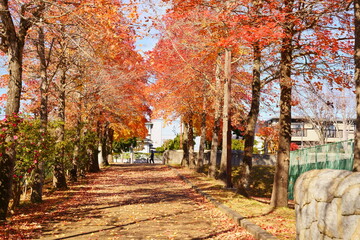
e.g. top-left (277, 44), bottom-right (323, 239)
top-left (1, 164), bottom-right (255, 239)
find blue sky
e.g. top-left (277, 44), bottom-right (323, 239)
top-left (133, 0), bottom-right (169, 53)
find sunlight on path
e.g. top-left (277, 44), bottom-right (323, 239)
top-left (39, 164), bottom-right (254, 240)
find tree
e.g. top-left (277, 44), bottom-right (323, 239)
top-left (270, 0), bottom-right (294, 208)
top-left (149, 1), bottom-right (254, 184)
top-left (220, 48), bottom-right (232, 188)
top-left (209, 56), bottom-right (223, 178)
top-left (30, 25), bottom-right (48, 203)
top-left (293, 85), bottom-right (355, 146)
top-left (4, 0), bottom-right (149, 203)
top-left (0, 0), bottom-right (44, 221)
top-left (148, 12), bottom-right (219, 169)
top-left (196, 94), bottom-right (207, 171)
top-left (235, 0), bottom-right (278, 197)
top-left (270, 0), bottom-right (353, 208)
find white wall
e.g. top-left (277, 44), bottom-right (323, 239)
top-left (150, 119), bottom-right (181, 148)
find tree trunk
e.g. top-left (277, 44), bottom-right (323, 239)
top-left (30, 162), bottom-right (44, 203)
top-left (0, 151), bottom-right (15, 221)
top-left (31, 26), bottom-right (48, 202)
top-left (70, 120), bottom-right (81, 182)
top-left (106, 127), bottom-right (114, 164)
top-left (188, 117), bottom-right (196, 168)
top-left (209, 56), bottom-right (222, 178)
top-left (354, 0), bottom-right (360, 171)
top-left (197, 99), bottom-right (207, 171)
top-left (88, 143), bottom-right (100, 173)
top-left (0, 1), bottom-right (35, 218)
top-left (101, 124), bottom-right (110, 166)
top-left (101, 139), bottom-right (108, 166)
top-left (70, 93), bottom-right (83, 182)
top-left (181, 122), bottom-right (190, 167)
top-left (270, 0), bottom-right (294, 208)
top-left (220, 48), bottom-right (232, 188)
top-left (10, 180), bottom-right (22, 210)
top-left (0, 29), bottom-right (27, 221)
top-left (70, 139), bottom-right (79, 182)
top-left (238, 43), bottom-right (261, 197)
top-left (53, 66), bottom-right (67, 190)
top-left (209, 121), bottom-right (220, 178)
top-left (179, 119), bottom-right (183, 149)
top-left (78, 126), bottom-right (87, 176)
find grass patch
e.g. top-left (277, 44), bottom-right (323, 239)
top-left (232, 165), bottom-right (275, 198)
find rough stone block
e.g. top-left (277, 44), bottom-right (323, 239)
top-left (295, 169), bottom-right (360, 240)
top-left (309, 221), bottom-right (321, 240)
top-left (298, 228), bottom-right (310, 240)
top-left (311, 170), bottom-right (350, 202)
top-left (341, 186), bottom-right (360, 216)
top-left (342, 215), bottom-right (360, 240)
top-left (294, 169), bottom-right (321, 206)
top-left (335, 172), bottom-right (360, 196)
top-left (317, 198), bottom-right (342, 239)
top-left (298, 200), bottom-right (317, 229)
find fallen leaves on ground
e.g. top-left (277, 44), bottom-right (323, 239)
top-left (0, 164), bottom-right (256, 240)
top-left (174, 166), bottom-right (296, 240)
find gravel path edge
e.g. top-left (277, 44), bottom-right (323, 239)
top-left (169, 166), bottom-right (278, 240)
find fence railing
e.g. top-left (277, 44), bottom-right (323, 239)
top-left (288, 139), bottom-right (354, 200)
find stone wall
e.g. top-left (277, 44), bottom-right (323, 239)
top-left (294, 169), bottom-right (360, 240)
top-left (162, 150), bottom-right (276, 166)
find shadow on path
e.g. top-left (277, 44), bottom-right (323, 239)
top-left (1, 164), bottom-right (255, 240)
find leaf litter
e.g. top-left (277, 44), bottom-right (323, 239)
top-left (1, 164), bottom-right (256, 240)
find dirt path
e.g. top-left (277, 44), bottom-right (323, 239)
top-left (2, 164), bottom-right (255, 239)
top-left (43, 164), bottom-right (255, 240)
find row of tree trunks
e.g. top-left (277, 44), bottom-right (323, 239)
top-left (164, 0), bottom-right (360, 211)
top-left (180, 49), bottom-right (233, 190)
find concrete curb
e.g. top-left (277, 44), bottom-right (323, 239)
top-left (170, 166), bottom-right (278, 240)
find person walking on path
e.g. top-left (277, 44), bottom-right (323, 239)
top-left (149, 150), bottom-right (154, 164)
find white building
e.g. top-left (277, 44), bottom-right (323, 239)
top-left (266, 117), bottom-right (355, 148)
top-left (145, 119), bottom-right (181, 151)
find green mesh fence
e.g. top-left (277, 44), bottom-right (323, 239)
top-left (288, 139), bottom-right (354, 200)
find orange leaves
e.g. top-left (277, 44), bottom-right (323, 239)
top-left (0, 93), bottom-right (6, 107)
top-left (258, 126), bottom-right (279, 141)
top-left (313, 82), bottom-right (323, 91)
top-left (111, 118), bottom-right (148, 140)
top-left (127, 6), bottom-right (139, 20)
top-left (291, 99), bottom-right (300, 107)
top-left (0, 74), bottom-right (9, 88)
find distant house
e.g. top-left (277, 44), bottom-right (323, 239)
top-left (265, 117), bottom-right (355, 148)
